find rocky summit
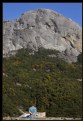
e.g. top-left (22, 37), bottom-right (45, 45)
top-left (3, 9), bottom-right (82, 62)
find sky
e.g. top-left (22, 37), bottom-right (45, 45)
top-left (3, 3), bottom-right (82, 26)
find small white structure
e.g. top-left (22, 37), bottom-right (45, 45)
top-left (36, 112), bottom-right (46, 118)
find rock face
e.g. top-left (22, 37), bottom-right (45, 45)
top-left (3, 9), bottom-right (82, 62)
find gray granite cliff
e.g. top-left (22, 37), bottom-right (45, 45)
top-left (3, 9), bottom-right (82, 62)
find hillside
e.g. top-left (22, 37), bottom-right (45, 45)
top-left (3, 48), bottom-right (82, 117)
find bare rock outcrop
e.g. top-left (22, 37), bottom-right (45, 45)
top-left (3, 9), bottom-right (82, 62)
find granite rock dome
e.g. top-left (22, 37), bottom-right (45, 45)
top-left (3, 9), bottom-right (82, 62)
